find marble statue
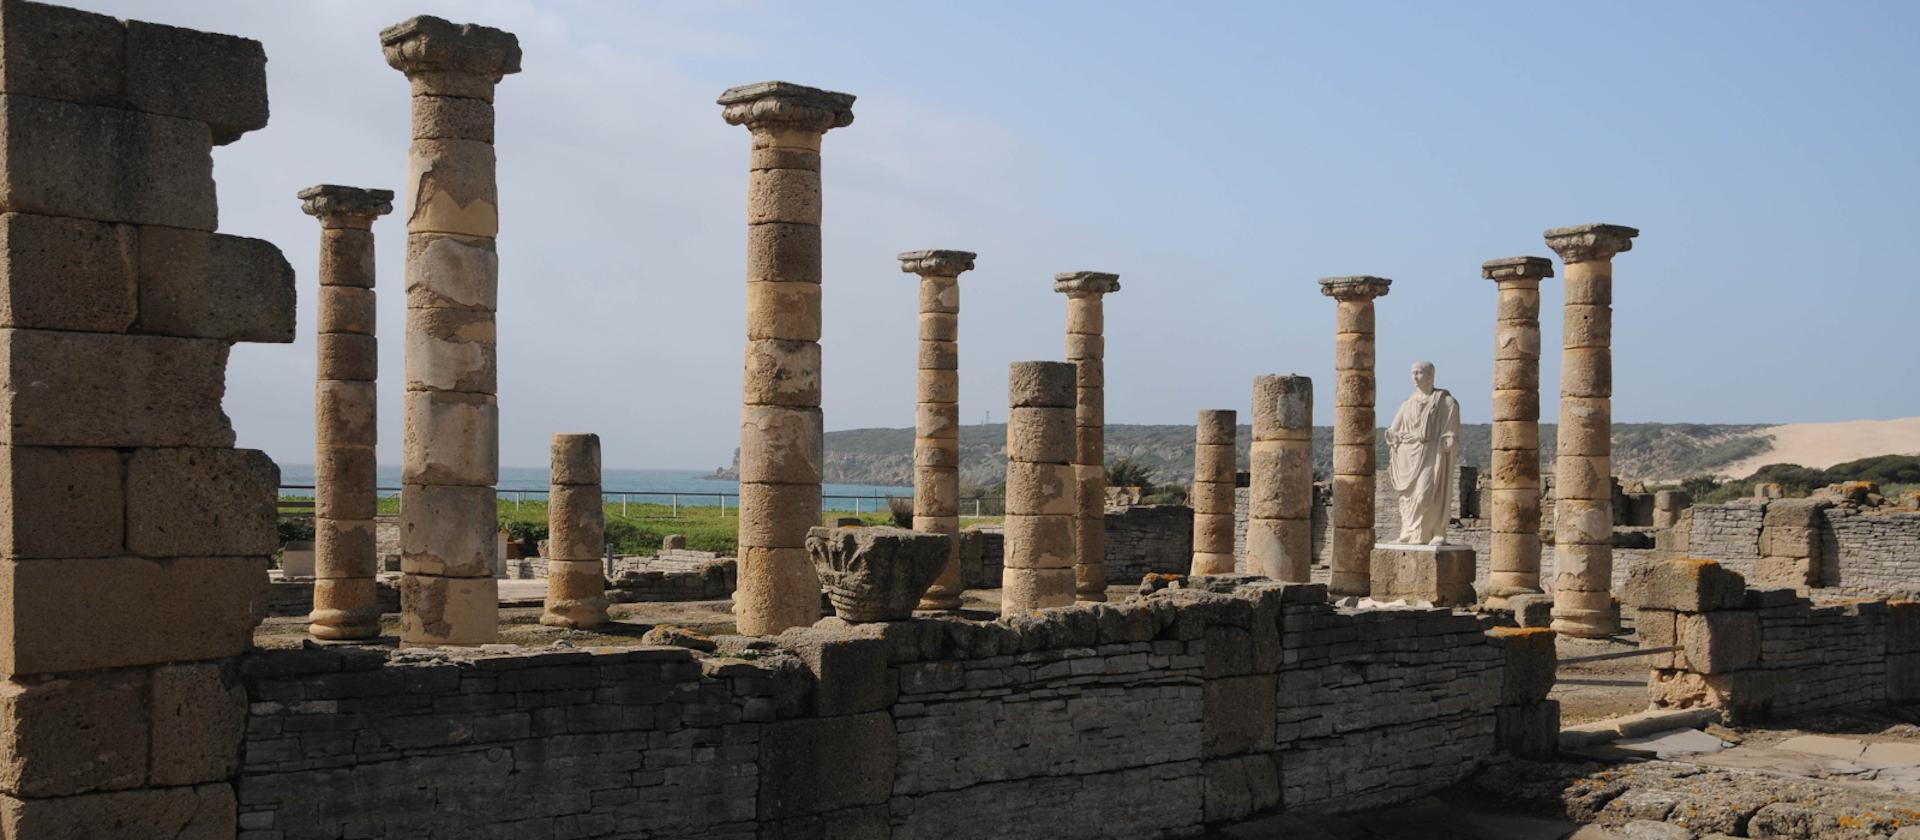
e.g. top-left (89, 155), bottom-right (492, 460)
top-left (1386, 361), bottom-right (1461, 545)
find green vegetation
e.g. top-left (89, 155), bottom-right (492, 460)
top-left (277, 495), bottom-right (999, 555)
top-left (1682, 454), bottom-right (1920, 503)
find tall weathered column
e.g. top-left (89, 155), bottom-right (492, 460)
top-left (900, 250), bottom-right (975, 610)
top-left (1191, 410), bottom-right (1238, 574)
top-left (298, 185), bottom-right (394, 640)
top-left (1249, 374), bottom-right (1313, 582)
top-left (1055, 271), bottom-right (1120, 602)
top-left (1319, 275), bottom-right (1391, 596)
top-left (1003, 361), bottom-right (1078, 615)
top-left (1544, 224), bottom-right (1638, 638)
top-left (1482, 257), bottom-right (1553, 609)
top-left (383, 16), bottom-right (521, 646)
top-left (720, 81), bottom-right (854, 635)
top-left (545, 433), bottom-right (609, 628)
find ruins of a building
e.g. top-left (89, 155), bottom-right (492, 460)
top-left (2, 4), bottom-right (1914, 839)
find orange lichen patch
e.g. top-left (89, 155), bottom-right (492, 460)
top-left (1487, 626), bottom-right (1555, 641)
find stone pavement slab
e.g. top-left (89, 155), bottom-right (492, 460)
top-left (1775, 734), bottom-right (1867, 760)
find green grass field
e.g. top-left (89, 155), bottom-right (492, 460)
top-left (278, 496), bottom-right (1003, 556)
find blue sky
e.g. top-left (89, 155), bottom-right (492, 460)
top-left (68, 1), bottom-right (1920, 469)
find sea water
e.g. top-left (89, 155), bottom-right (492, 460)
top-left (275, 465), bottom-right (909, 507)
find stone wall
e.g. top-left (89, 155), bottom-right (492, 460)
top-left (1688, 500), bottom-right (1920, 598)
top-left (968, 505), bottom-right (1191, 590)
top-left (0, 3), bottom-right (289, 835)
top-left (233, 579), bottom-right (1555, 838)
top-left (1629, 559), bottom-right (1919, 722)
top-left (1102, 504), bottom-right (1194, 582)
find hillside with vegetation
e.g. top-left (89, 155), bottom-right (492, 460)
top-left (716, 422), bottom-right (1779, 489)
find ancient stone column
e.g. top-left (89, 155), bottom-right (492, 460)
top-left (1003, 361), bottom-right (1078, 615)
top-left (1544, 223), bottom-right (1638, 638)
top-left (1191, 410), bottom-right (1238, 574)
top-left (1319, 275), bottom-right (1391, 596)
top-left (1249, 374), bottom-right (1313, 581)
top-left (899, 250), bottom-right (975, 610)
top-left (1054, 271), bottom-right (1121, 602)
top-left (719, 81), bottom-right (855, 635)
top-left (1482, 256), bottom-right (1553, 610)
top-left (383, 16), bottom-right (521, 646)
top-left (298, 185), bottom-right (394, 640)
top-left (545, 433), bottom-right (609, 628)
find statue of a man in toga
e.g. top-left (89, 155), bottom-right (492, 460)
top-left (1386, 361), bottom-right (1461, 545)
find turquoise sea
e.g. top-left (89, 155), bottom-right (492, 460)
top-left (275, 466), bottom-right (909, 508)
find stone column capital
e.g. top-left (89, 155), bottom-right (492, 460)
top-left (898, 250), bottom-right (976, 277)
top-left (1318, 275), bottom-right (1391, 301)
top-left (298, 185), bottom-right (395, 225)
top-left (719, 81), bottom-right (856, 133)
top-left (1053, 271), bottom-right (1120, 296)
top-left (381, 16), bottom-right (522, 86)
top-left (1544, 223), bottom-right (1638, 264)
top-left (1482, 256), bottom-right (1555, 282)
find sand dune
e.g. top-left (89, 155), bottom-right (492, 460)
top-left (1720, 417), bottom-right (1920, 477)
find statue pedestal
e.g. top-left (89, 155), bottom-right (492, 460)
top-left (1369, 543), bottom-right (1476, 607)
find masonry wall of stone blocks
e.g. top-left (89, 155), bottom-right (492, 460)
top-left (1688, 500), bottom-right (1920, 599)
top-left (0, 1), bottom-right (289, 833)
top-left (1628, 558), bottom-right (1919, 722)
top-left (232, 579), bottom-right (1554, 838)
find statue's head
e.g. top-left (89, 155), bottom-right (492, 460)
top-left (1410, 361), bottom-right (1435, 393)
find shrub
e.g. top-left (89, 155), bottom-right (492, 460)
top-left (887, 495), bottom-right (914, 528)
top-left (1106, 458), bottom-right (1155, 491)
top-left (277, 518), bottom-right (315, 545)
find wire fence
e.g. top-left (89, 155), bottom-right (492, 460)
top-left (277, 485), bottom-right (1006, 518)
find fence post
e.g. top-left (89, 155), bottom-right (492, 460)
top-left (514, 490), bottom-right (522, 511)
top-left (672, 494), bottom-right (679, 518)
top-left (621, 493), bottom-right (628, 518)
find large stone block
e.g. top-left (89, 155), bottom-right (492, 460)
top-left (1621, 558), bottom-right (1746, 612)
top-left (743, 338), bottom-right (821, 408)
top-left (1495, 700), bottom-right (1559, 761)
top-left (398, 484), bottom-right (497, 576)
top-left (0, 212), bottom-right (136, 332)
top-left (546, 484), bottom-right (604, 560)
top-left (758, 712), bottom-right (894, 819)
top-left (123, 20), bottom-right (268, 144)
top-left (397, 573), bottom-right (498, 646)
top-left (404, 233), bottom-right (496, 310)
top-left (1487, 626), bottom-right (1557, 704)
top-left (148, 661), bottom-right (244, 786)
top-left (399, 391), bottom-right (498, 486)
top-left (0, 556), bottom-right (265, 677)
top-left (125, 447), bottom-right (277, 558)
top-left (136, 229), bottom-right (294, 343)
top-left (0, 445), bottom-right (122, 559)
top-left (735, 482), bottom-right (822, 549)
top-left (0, 781), bottom-right (235, 840)
top-left (313, 445), bottom-right (376, 520)
top-left (1679, 610), bottom-right (1760, 674)
top-left (0, 668), bottom-right (149, 797)
top-left (405, 139), bottom-right (498, 237)
top-left (0, 328), bottom-right (234, 448)
top-left (0, 94), bottom-right (215, 229)
top-left (403, 306), bottom-right (495, 394)
top-left (314, 380), bottom-right (376, 446)
top-left (1204, 674), bottom-right (1276, 757)
top-left (1204, 755), bottom-right (1281, 824)
top-left (0, 1), bottom-right (125, 107)
top-left (1368, 544), bottom-right (1476, 607)
top-left (738, 405), bottom-right (823, 485)
top-left (783, 629), bottom-right (894, 716)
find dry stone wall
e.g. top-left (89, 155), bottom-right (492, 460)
top-left (234, 579), bottom-right (1554, 839)
top-left (1688, 500), bottom-right (1920, 598)
top-left (1629, 558), bottom-right (1919, 722)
